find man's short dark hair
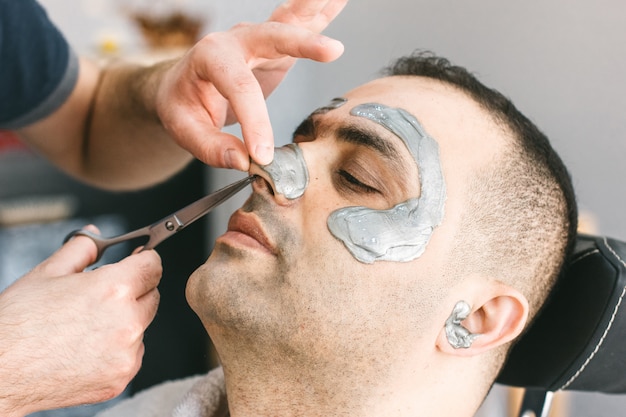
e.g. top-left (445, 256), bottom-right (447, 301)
top-left (383, 50), bottom-right (578, 319)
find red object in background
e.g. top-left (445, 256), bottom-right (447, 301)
top-left (0, 130), bottom-right (28, 153)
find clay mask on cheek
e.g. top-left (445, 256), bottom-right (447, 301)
top-left (260, 143), bottom-right (309, 199)
top-left (327, 103), bottom-right (446, 263)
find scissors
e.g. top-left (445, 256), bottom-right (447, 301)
top-left (64, 175), bottom-right (256, 264)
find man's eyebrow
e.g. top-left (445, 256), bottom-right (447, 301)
top-left (292, 115), bottom-right (316, 139)
top-left (292, 115), bottom-right (401, 162)
top-left (336, 124), bottom-right (401, 161)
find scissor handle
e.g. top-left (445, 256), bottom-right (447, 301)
top-left (63, 176), bottom-right (256, 266)
top-left (64, 228), bottom-right (151, 264)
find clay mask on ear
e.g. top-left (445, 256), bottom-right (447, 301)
top-left (445, 301), bottom-right (480, 349)
top-left (260, 143), bottom-right (309, 199)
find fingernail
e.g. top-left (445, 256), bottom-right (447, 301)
top-left (224, 149), bottom-right (236, 169)
top-left (255, 145), bottom-right (274, 166)
top-left (319, 36), bottom-right (343, 48)
top-left (224, 149), bottom-right (249, 171)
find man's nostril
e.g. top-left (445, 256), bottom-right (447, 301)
top-left (250, 173), bottom-right (276, 197)
top-left (249, 144), bottom-right (309, 200)
top-left (261, 176), bottom-right (275, 197)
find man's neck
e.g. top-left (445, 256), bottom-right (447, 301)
top-left (210, 333), bottom-right (488, 417)
top-left (218, 360), bottom-right (465, 417)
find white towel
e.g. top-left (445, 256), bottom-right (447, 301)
top-left (173, 368), bottom-right (228, 417)
top-left (95, 368), bottom-right (227, 417)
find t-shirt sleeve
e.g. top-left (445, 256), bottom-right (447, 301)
top-left (0, 0), bottom-right (79, 129)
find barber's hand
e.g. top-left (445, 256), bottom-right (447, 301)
top-left (0, 228), bottom-right (162, 417)
top-left (156, 0), bottom-right (348, 171)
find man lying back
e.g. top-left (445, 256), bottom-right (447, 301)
top-left (97, 50), bottom-right (577, 417)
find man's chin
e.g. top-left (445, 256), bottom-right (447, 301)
top-left (191, 241), bottom-right (278, 290)
top-left (185, 258), bottom-right (279, 337)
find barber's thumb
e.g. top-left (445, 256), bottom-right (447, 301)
top-left (41, 225), bottom-right (100, 275)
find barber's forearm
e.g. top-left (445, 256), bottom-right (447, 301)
top-left (83, 59), bottom-right (193, 190)
top-left (17, 57), bottom-right (194, 191)
top-left (0, 396), bottom-right (26, 417)
top-left (0, 383), bottom-right (30, 417)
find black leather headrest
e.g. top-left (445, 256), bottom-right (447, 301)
top-left (496, 234), bottom-right (626, 393)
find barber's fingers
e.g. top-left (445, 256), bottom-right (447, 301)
top-left (161, 26), bottom-right (336, 168)
top-left (130, 340), bottom-right (147, 381)
top-left (159, 17), bottom-right (344, 168)
top-left (136, 287), bottom-right (161, 327)
top-left (106, 287), bottom-right (160, 369)
top-left (197, 24), bottom-right (343, 165)
top-left (233, 22), bottom-right (344, 63)
top-left (270, 0), bottom-right (349, 33)
top-left (105, 300), bottom-right (152, 389)
top-left (201, 42), bottom-right (274, 166)
top-left (166, 116), bottom-right (251, 171)
top-left (95, 250), bottom-right (163, 299)
top-left (156, 72), bottom-right (250, 170)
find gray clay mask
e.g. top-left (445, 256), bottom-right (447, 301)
top-left (259, 143), bottom-right (309, 200)
top-left (445, 301), bottom-right (480, 349)
top-left (258, 100), bottom-right (446, 264)
top-left (257, 98), bottom-right (347, 199)
top-left (326, 103), bottom-right (446, 263)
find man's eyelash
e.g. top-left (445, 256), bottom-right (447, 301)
top-left (338, 170), bottom-right (379, 194)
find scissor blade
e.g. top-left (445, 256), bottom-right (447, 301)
top-left (171, 175), bottom-right (255, 227)
top-left (141, 175), bottom-right (255, 251)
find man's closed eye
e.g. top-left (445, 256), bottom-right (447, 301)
top-left (336, 169), bottom-right (381, 195)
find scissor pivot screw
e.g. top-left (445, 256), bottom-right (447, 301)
top-left (165, 221), bottom-right (175, 231)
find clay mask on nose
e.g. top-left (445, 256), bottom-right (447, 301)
top-left (260, 143), bottom-right (309, 199)
top-left (327, 103), bottom-right (446, 264)
top-left (258, 98), bottom-right (348, 199)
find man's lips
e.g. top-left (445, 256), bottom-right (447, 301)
top-left (222, 211), bottom-right (277, 255)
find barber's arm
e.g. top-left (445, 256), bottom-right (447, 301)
top-left (0, 2), bottom-right (346, 415)
top-left (17, 0), bottom-right (347, 190)
top-left (0, 230), bottom-right (162, 417)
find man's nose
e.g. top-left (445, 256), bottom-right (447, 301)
top-left (248, 144), bottom-right (310, 206)
top-left (248, 163), bottom-right (289, 206)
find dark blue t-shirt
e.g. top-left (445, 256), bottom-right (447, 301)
top-left (0, 0), bottom-right (78, 129)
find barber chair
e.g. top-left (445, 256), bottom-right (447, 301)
top-left (497, 234), bottom-right (626, 417)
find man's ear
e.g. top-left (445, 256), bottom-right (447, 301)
top-left (436, 284), bottom-right (529, 357)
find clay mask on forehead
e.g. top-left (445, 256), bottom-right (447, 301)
top-left (312, 97), bottom-right (347, 114)
top-left (327, 103), bottom-right (447, 264)
top-left (260, 143), bottom-right (309, 199)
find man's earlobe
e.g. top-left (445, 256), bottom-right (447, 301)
top-left (437, 287), bottom-right (529, 357)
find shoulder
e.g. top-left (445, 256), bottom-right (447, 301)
top-left (0, 0), bottom-right (56, 33)
top-left (0, 0), bottom-right (78, 129)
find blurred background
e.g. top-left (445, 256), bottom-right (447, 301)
top-left (1, 0), bottom-right (624, 416)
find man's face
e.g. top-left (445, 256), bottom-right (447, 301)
top-left (187, 76), bottom-right (499, 370)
